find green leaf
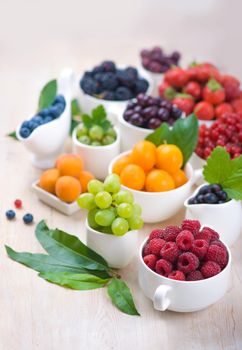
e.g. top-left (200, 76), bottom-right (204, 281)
top-left (107, 278), bottom-right (140, 316)
top-left (82, 114), bottom-right (93, 129)
top-left (35, 221), bottom-right (109, 271)
top-left (91, 105), bottom-right (106, 125)
top-left (100, 119), bottom-right (112, 132)
top-left (7, 131), bottom-right (18, 140)
top-left (203, 147), bottom-right (242, 200)
top-left (39, 272), bottom-right (110, 290)
top-left (38, 79), bottom-right (57, 111)
top-left (146, 123), bottom-right (171, 146)
top-left (69, 119), bottom-right (80, 135)
top-left (71, 98), bottom-right (81, 116)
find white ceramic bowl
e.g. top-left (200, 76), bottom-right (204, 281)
top-left (72, 125), bottom-right (120, 180)
top-left (32, 180), bottom-right (80, 216)
top-left (77, 66), bottom-right (153, 122)
top-left (138, 236), bottom-right (231, 312)
top-left (16, 68), bottom-right (73, 169)
top-left (185, 184), bottom-right (242, 246)
top-left (108, 151), bottom-right (203, 223)
top-left (85, 220), bottom-right (138, 269)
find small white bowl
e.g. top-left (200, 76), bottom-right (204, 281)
top-left (85, 220), bottom-right (138, 269)
top-left (138, 235), bottom-right (231, 312)
top-left (72, 125), bottom-right (120, 180)
top-left (108, 151), bottom-right (203, 223)
top-left (184, 184), bottom-right (242, 246)
top-left (32, 180), bottom-right (80, 216)
top-left (77, 66), bottom-right (153, 122)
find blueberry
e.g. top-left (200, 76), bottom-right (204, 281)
top-left (28, 121), bottom-right (39, 131)
top-left (197, 195), bottom-right (205, 203)
top-left (218, 200), bottom-right (225, 204)
top-left (23, 213), bottom-right (34, 224)
top-left (125, 67), bottom-right (138, 80)
top-left (203, 193), bottom-right (218, 204)
top-left (81, 78), bottom-right (102, 95)
top-left (188, 197), bottom-right (197, 205)
top-left (49, 106), bottom-right (62, 118)
top-left (217, 191), bottom-right (228, 201)
top-left (21, 120), bottom-right (30, 128)
top-left (102, 91), bottom-right (115, 101)
top-left (210, 184), bottom-right (222, 193)
top-left (134, 78), bottom-right (149, 94)
top-left (43, 116), bottom-right (53, 124)
top-left (20, 127), bottom-right (31, 138)
top-left (92, 66), bottom-right (105, 74)
top-left (32, 115), bottom-right (43, 125)
top-left (38, 108), bottom-right (49, 117)
top-left (115, 87), bottom-right (133, 101)
top-left (171, 105), bottom-right (183, 119)
top-left (54, 95), bottom-right (65, 106)
top-left (100, 72), bottom-right (118, 90)
top-left (6, 210), bottom-right (16, 220)
top-left (101, 61), bottom-right (116, 72)
top-left (116, 70), bottom-right (134, 88)
top-left (198, 185), bottom-right (211, 195)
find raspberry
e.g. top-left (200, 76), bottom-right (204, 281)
top-left (155, 259), bottom-right (172, 277)
top-left (168, 270), bottom-right (185, 281)
top-left (163, 225), bottom-right (181, 241)
top-left (177, 252), bottom-right (199, 274)
top-left (14, 199), bottom-right (22, 209)
top-left (206, 245), bottom-right (228, 268)
top-left (176, 230), bottom-right (194, 250)
top-left (149, 238), bottom-right (166, 256)
top-left (142, 243), bottom-right (151, 257)
top-left (201, 261), bottom-right (221, 278)
top-left (149, 229), bottom-right (165, 240)
top-left (196, 227), bottom-right (213, 242)
top-left (181, 220), bottom-right (201, 236)
top-left (210, 240), bottom-right (226, 249)
top-left (191, 239), bottom-right (209, 259)
top-left (143, 254), bottom-right (158, 270)
top-left (186, 270), bottom-right (204, 281)
top-left (204, 227), bottom-right (220, 240)
top-left (160, 242), bottom-right (180, 262)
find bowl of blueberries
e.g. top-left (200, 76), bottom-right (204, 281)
top-left (16, 69), bottom-right (72, 169)
top-left (184, 183), bottom-right (242, 246)
top-left (78, 60), bottom-right (153, 120)
top-left (140, 46), bottom-right (181, 96)
top-left (118, 93), bottom-right (183, 151)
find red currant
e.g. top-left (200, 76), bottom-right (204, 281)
top-left (14, 199), bottom-right (22, 209)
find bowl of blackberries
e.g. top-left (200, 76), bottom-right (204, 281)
top-left (140, 46), bottom-right (181, 95)
top-left (79, 60), bottom-right (152, 116)
top-left (185, 183), bottom-right (242, 246)
top-left (119, 93), bottom-right (183, 151)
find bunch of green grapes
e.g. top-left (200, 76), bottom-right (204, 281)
top-left (77, 174), bottom-right (143, 236)
top-left (77, 125), bottom-right (116, 146)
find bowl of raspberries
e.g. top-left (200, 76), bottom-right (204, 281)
top-left (79, 61), bottom-right (152, 116)
top-left (139, 219), bottom-right (231, 312)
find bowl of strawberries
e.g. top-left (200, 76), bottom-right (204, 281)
top-left (158, 62), bottom-right (242, 124)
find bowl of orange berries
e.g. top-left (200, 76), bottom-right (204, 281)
top-left (32, 154), bottom-right (95, 215)
top-left (109, 140), bottom-right (199, 223)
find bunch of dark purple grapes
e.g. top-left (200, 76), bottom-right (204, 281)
top-left (141, 46), bottom-right (181, 73)
top-left (123, 93), bottom-right (182, 129)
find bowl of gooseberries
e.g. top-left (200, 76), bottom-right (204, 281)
top-left (108, 140), bottom-right (199, 223)
top-left (77, 174), bottom-right (143, 268)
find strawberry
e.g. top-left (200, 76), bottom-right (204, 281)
top-left (215, 103), bottom-right (233, 118)
top-left (188, 63), bottom-right (221, 83)
top-left (231, 99), bottom-right (242, 113)
top-left (172, 94), bottom-right (194, 116)
top-left (164, 67), bottom-right (188, 88)
top-left (203, 79), bottom-right (225, 105)
top-left (194, 101), bottom-right (214, 120)
top-left (158, 82), bottom-right (176, 100)
top-left (221, 75), bottom-right (240, 88)
top-left (184, 81), bottom-right (201, 100)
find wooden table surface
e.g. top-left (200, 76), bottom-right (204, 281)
top-left (1, 1), bottom-right (242, 349)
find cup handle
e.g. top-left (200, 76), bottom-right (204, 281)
top-left (191, 168), bottom-right (203, 186)
top-left (153, 285), bottom-right (172, 311)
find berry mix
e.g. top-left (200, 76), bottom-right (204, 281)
top-left (140, 46), bottom-right (181, 74)
top-left (188, 184), bottom-right (228, 205)
top-left (158, 63), bottom-right (242, 120)
top-left (196, 113), bottom-right (242, 159)
top-left (143, 220), bottom-right (228, 281)
top-left (19, 95), bottom-right (66, 138)
top-left (5, 199), bottom-right (34, 224)
top-left (123, 93), bottom-right (183, 129)
top-left (80, 61), bottom-right (149, 101)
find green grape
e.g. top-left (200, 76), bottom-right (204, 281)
top-left (102, 135), bottom-right (115, 145)
top-left (77, 193), bottom-right (96, 210)
top-left (117, 203), bottom-right (133, 218)
top-left (104, 174), bottom-right (121, 193)
top-left (106, 127), bottom-right (116, 138)
top-left (77, 126), bottom-right (88, 138)
top-left (87, 179), bottom-right (104, 195)
top-left (89, 125), bottom-right (104, 141)
top-left (88, 208), bottom-right (100, 229)
top-left (133, 203), bottom-right (142, 216)
top-left (98, 226), bottom-right (113, 234)
top-left (115, 190), bottom-right (134, 204)
top-left (95, 191), bottom-right (112, 209)
top-left (95, 209), bottom-right (115, 226)
top-left (127, 215), bottom-right (143, 230)
top-left (111, 218), bottom-right (129, 236)
top-left (91, 141), bottom-right (102, 146)
top-left (78, 135), bottom-right (91, 145)
top-left (110, 206), bottom-right (117, 217)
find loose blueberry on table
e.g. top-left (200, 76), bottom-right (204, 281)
top-left (80, 61), bottom-right (149, 101)
top-left (23, 213), bottom-right (34, 224)
top-left (188, 184), bottom-right (229, 205)
top-left (123, 93), bottom-right (182, 129)
top-left (19, 95), bottom-right (66, 138)
top-left (143, 219), bottom-right (228, 281)
top-left (140, 46), bottom-right (181, 73)
top-left (6, 210), bottom-right (16, 220)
